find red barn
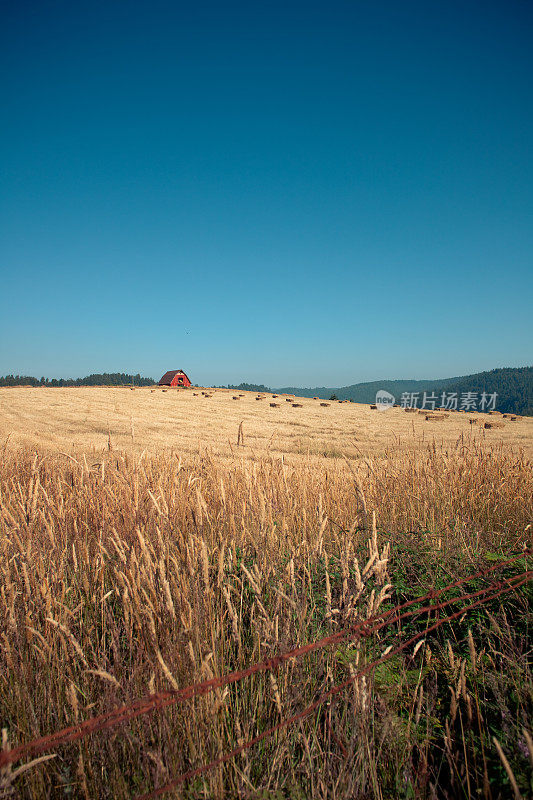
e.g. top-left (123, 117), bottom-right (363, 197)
top-left (158, 370), bottom-right (192, 388)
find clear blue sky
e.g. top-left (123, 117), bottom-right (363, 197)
top-left (1, 0), bottom-right (532, 387)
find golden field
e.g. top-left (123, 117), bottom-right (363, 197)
top-left (0, 386), bottom-right (531, 799)
top-left (0, 385), bottom-right (531, 460)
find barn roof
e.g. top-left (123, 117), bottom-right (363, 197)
top-left (159, 370), bottom-right (187, 385)
top-left (159, 369), bottom-right (190, 386)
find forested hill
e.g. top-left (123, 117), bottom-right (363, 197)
top-left (277, 367), bottom-right (533, 416)
top-left (0, 373), bottom-right (154, 387)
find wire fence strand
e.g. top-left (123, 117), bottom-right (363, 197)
top-left (0, 553), bottom-right (530, 779)
top-left (135, 571), bottom-right (531, 799)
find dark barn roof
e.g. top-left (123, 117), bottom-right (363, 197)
top-left (158, 369), bottom-right (191, 386)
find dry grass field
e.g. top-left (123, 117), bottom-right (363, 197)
top-left (0, 386), bottom-right (532, 799)
top-left (1, 385), bottom-right (531, 461)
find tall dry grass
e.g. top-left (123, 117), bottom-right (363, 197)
top-left (0, 442), bottom-right (531, 798)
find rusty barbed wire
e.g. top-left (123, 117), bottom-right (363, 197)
top-left (135, 572), bottom-right (531, 799)
top-left (0, 552), bottom-right (529, 772)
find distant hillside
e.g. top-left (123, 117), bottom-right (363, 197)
top-left (0, 373), bottom-right (154, 387)
top-left (429, 368), bottom-right (533, 415)
top-left (277, 377), bottom-right (457, 403)
top-left (277, 367), bottom-right (533, 416)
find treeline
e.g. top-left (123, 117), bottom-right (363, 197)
top-left (0, 373), bottom-right (154, 387)
top-left (226, 382), bottom-right (272, 393)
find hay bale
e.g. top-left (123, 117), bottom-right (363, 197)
top-left (292, 403), bottom-right (303, 408)
top-left (425, 414), bottom-right (445, 421)
top-left (320, 402), bottom-right (330, 407)
top-left (272, 394), bottom-right (278, 398)
top-left (270, 402), bottom-right (280, 408)
top-left (482, 420), bottom-right (505, 429)
top-left (285, 398), bottom-right (293, 402)
top-left (313, 397), bottom-right (319, 400)
top-left (370, 404), bottom-right (377, 410)
top-left (162, 389), bottom-right (168, 393)
top-left (404, 407), bottom-right (417, 413)
top-left (232, 396), bottom-right (239, 400)
top-left (193, 392), bottom-right (198, 396)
